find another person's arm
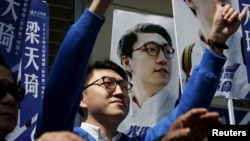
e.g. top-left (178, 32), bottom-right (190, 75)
top-left (160, 108), bottom-right (221, 141)
top-left (206, 1), bottom-right (247, 56)
top-left (145, 44), bottom-right (226, 140)
top-left (35, 0), bottom-right (113, 138)
top-left (144, 1), bottom-right (247, 140)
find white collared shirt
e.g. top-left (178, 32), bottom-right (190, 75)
top-left (118, 86), bottom-right (178, 136)
top-left (80, 122), bottom-right (122, 141)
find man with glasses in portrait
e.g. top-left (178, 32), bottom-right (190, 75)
top-left (116, 23), bottom-right (178, 136)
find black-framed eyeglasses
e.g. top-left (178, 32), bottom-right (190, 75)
top-left (132, 41), bottom-right (175, 59)
top-left (83, 76), bottom-right (133, 93)
top-left (0, 81), bottom-right (25, 102)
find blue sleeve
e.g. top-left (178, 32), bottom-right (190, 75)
top-left (144, 49), bottom-right (226, 140)
top-left (35, 9), bottom-right (105, 138)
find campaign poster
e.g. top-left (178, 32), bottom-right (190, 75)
top-left (110, 9), bottom-right (180, 136)
top-left (5, 0), bottom-right (49, 140)
top-left (172, 0), bottom-right (250, 124)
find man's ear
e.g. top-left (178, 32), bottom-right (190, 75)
top-left (79, 93), bottom-right (87, 108)
top-left (122, 55), bottom-right (132, 72)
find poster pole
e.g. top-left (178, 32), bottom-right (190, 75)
top-left (228, 95), bottom-right (235, 125)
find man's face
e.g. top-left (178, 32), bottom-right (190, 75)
top-left (126, 33), bottom-right (172, 88)
top-left (0, 65), bottom-right (18, 136)
top-left (81, 69), bottom-right (130, 122)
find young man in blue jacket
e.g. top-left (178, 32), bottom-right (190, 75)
top-left (35, 0), bottom-right (247, 140)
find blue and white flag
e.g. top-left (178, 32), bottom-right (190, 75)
top-left (5, 0), bottom-right (49, 140)
top-left (172, 0), bottom-right (250, 126)
top-left (173, 0), bottom-right (250, 100)
top-left (0, 0), bottom-right (31, 77)
top-left (239, 0), bottom-right (250, 84)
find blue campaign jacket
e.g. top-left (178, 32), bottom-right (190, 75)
top-left (35, 8), bottom-right (226, 141)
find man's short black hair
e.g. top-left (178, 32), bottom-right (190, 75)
top-left (0, 54), bottom-right (22, 95)
top-left (85, 58), bottom-right (128, 83)
top-left (0, 54), bottom-right (6, 66)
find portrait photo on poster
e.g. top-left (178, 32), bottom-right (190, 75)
top-left (110, 9), bottom-right (181, 136)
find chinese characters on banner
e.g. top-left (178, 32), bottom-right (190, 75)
top-left (0, 0), bottom-right (31, 77)
top-left (4, 0), bottom-right (49, 140)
